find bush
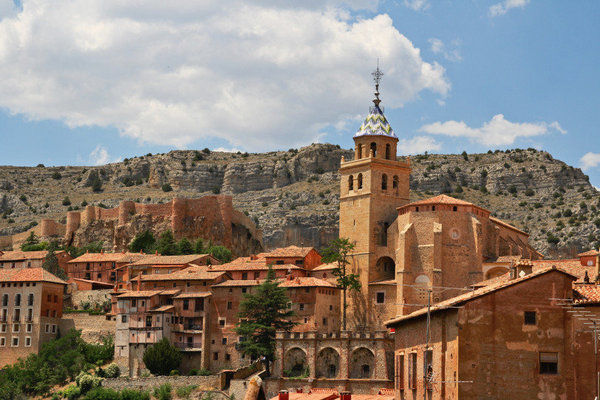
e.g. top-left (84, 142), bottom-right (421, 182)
top-left (142, 338), bottom-right (181, 376)
top-left (524, 188), bottom-right (535, 196)
top-left (120, 389), bottom-right (151, 400)
top-left (83, 387), bottom-right (120, 400)
top-left (508, 186), bottom-right (517, 194)
top-left (63, 197), bottom-right (72, 206)
top-left (197, 368), bottom-right (212, 376)
top-left (63, 384), bottom-right (82, 400)
top-left (52, 171), bottom-right (62, 180)
top-left (129, 230), bottom-right (156, 253)
top-left (162, 183), bottom-right (173, 192)
top-left (212, 187), bottom-right (220, 194)
top-left (153, 384), bottom-right (172, 400)
top-left (76, 372), bottom-right (103, 394)
top-left (104, 363), bottom-right (120, 378)
top-left (208, 245), bottom-right (233, 263)
top-left (169, 369), bottom-right (180, 376)
top-left (176, 385), bottom-right (197, 399)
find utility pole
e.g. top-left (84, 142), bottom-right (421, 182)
top-left (423, 288), bottom-right (432, 400)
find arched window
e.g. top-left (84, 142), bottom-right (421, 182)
top-left (381, 174), bottom-right (387, 190)
top-left (348, 175), bottom-right (354, 191)
top-left (357, 145), bottom-right (362, 159)
top-left (385, 144), bottom-right (391, 159)
top-left (370, 142), bottom-right (377, 157)
top-left (393, 175), bottom-right (399, 189)
top-left (358, 174), bottom-right (363, 189)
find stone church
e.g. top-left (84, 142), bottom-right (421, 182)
top-left (338, 68), bottom-right (541, 329)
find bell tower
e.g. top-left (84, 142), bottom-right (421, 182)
top-left (338, 65), bottom-right (410, 328)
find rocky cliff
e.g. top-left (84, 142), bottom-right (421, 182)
top-left (1, 144), bottom-right (598, 257)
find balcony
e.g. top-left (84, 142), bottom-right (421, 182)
top-left (174, 342), bottom-right (202, 351)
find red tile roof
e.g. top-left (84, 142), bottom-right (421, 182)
top-left (406, 194), bottom-right (476, 207)
top-left (212, 280), bottom-right (262, 287)
top-left (0, 250), bottom-right (59, 261)
top-left (68, 252), bottom-right (148, 264)
top-left (578, 250), bottom-right (600, 257)
top-left (278, 277), bottom-right (337, 288)
top-left (489, 216), bottom-right (529, 236)
top-left (311, 263), bottom-right (338, 271)
top-left (139, 270), bottom-right (226, 281)
top-left (0, 267), bottom-right (66, 284)
top-left (128, 254), bottom-right (212, 266)
top-left (265, 246), bottom-right (316, 258)
top-left (386, 266), bottom-right (577, 326)
top-left (116, 290), bottom-right (164, 298)
top-left (573, 284), bottom-right (600, 305)
top-left (173, 292), bottom-right (212, 299)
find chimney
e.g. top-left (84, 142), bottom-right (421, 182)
top-left (340, 392), bottom-right (351, 400)
top-left (296, 388), bottom-right (303, 393)
top-left (515, 260), bottom-right (533, 277)
top-left (101, 249), bottom-right (104, 254)
top-left (509, 266), bottom-right (517, 280)
top-left (279, 390), bottom-right (289, 400)
top-left (155, 250), bottom-right (159, 255)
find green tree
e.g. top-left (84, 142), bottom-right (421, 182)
top-left (42, 242), bottom-right (67, 280)
top-left (193, 238), bottom-right (205, 254)
top-left (142, 338), bottom-right (182, 376)
top-left (177, 238), bottom-right (194, 255)
top-left (207, 245), bottom-right (232, 263)
top-left (129, 230), bottom-right (156, 253)
top-left (321, 237), bottom-right (361, 330)
top-left (234, 266), bottom-right (295, 376)
top-left (21, 232), bottom-right (47, 251)
top-left (156, 231), bottom-right (177, 255)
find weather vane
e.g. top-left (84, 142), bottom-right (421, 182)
top-left (371, 59), bottom-right (383, 107)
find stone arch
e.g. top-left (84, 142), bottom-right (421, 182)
top-left (357, 174), bottom-right (363, 189)
top-left (374, 256), bottom-right (395, 281)
top-left (316, 347), bottom-right (340, 378)
top-left (348, 175), bottom-right (354, 191)
top-left (414, 275), bottom-right (430, 304)
top-left (370, 142), bottom-right (377, 157)
top-left (283, 347), bottom-right (307, 377)
top-left (381, 174), bottom-right (387, 191)
top-left (385, 144), bottom-right (391, 159)
top-left (349, 347), bottom-right (375, 379)
top-left (485, 266), bottom-right (509, 280)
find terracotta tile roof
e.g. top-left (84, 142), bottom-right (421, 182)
top-left (158, 289), bottom-right (181, 296)
top-left (578, 249), bottom-right (600, 257)
top-left (149, 305), bottom-right (175, 313)
top-left (573, 284), bottom-right (600, 305)
top-left (173, 292), bottom-right (212, 299)
top-left (493, 255), bottom-right (523, 263)
top-left (116, 290), bottom-right (164, 298)
top-left (0, 250), bottom-right (58, 261)
top-left (265, 246), bottom-right (316, 258)
top-left (139, 270), bottom-right (226, 281)
top-left (406, 194), bottom-right (476, 207)
top-left (70, 278), bottom-right (114, 287)
top-left (68, 252), bottom-right (148, 264)
top-left (212, 280), bottom-right (261, 287)
top-left (489, 216), bottom-right (529, 236)
top-left (210, 261), bottom-right (303, 272)
top-left (351, 395), bottom-right (394, 400)
top-left (386, 266), bottom-right (578, 326)
top-left (311, 263), bottom-right (338, 271)
top-left (128, 254), bottom-right (211, 266)
top-left (0, 267), bottom-right (67, 285)
top-left (531, 259), bottom-right (593, 283)
top-left (278, 277), bottom-right (337, 288)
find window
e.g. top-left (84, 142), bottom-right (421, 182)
top-left (14, 294), bottom-right (21, 307)
top-left (26, 324), bottom-right (32, 333)
top-left (357, 144), bottom-right (362, 159)
top-left (358, 174), bottom-right (363, 189)
top-left (254, 271), bottom-right (260, 279)
top-left (131, 299), bottom-right (137, 307)
top-left (376, 292), bottom-right (385, 304)
top-left (424, 350), bottom-right (433, 391)
top-left (45, 324), bottom-right (50, 333)
top-left (539, 352), bottom-right (558, 374)
top-left (11, 337), bottom-right (18, 347)
top-left (51, 325), bottom-right (56, 333)
top-left (12, 324), bottom-right (19, 333)
top-left (146, 316), bottom-right (152, 327)
top-left (322, 318), bottom-right (328, 326)
top-left (299, 304), bottom-right (304, 311)
top-left (183, 300), bottom-right (189, 310)
top-left (219, 318), bottom-right (226, 327)
top-left (453, 206), bottom-right (457, 212)
top-left (0, 337), bottom-right (4, 346)
top-left (370, 142), bottom-right (377, 157)
top-left (225, 353), bottom-right (231, 361)
top-left (227, 302), bottom-right (232, 310)
top-left (27, 294), bottom-right (34, 306)
top-left (242, 272), bottom-right (248, 280)
top-left (348, 175), bottom-right (354, 191)
top-left (25, 337), bottom-right (31, 347)
top-left (395, 354), bottom-right (404, 390)
top-left (408, 353), bottom-right (417, 390)
top-left (222, 337), bottom-right (227, 345)
top-left (381, 174), bottom-right (387, 190)
top-left (385, 144), bottom-right (391, 159)
top-left (213, 352), bottom-right (219, 360)
top-left (122, 315), bottom-right (128, 323)
top-left (13, 309), bottom-right (20, 322)
top-left (241, 288), bottom-right (247, 293)
top-left (0, 324), bottom-right (5, 333)
top-left (524, 311), bottom-right (536, 325)
top-left (1, 295), bottom-right (7, 307)
top-left (329, 305), bottom-right (333, 311)
top-left (392, 175), bottom-right (399, 189)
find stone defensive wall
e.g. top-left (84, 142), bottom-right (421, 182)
top-left (2, 195), bottom-right (263, 252)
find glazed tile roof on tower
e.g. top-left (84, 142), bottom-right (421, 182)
top-left (0, 267), bottom-right (66, 284)
top-left (354, 105), bottom-right (397, 138)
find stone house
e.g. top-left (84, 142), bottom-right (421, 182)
top-left (66, 250), bottom-right (147, 285)
top-left (0, 268), bottom-right (66, 367)
top-left (0, 249), bottom-right (71, 271)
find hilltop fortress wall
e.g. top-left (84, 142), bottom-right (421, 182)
top-left (1, 196), bottom-right (262, 256)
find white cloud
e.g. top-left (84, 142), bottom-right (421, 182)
top-left (419, 114), bottom-right (566, 147)
top-left (403, 0), bottom-right (429, 11)
top-left (397, 136), bottom-right (441, 155)
top-left (428, 38), bottom-right (462, 62)
top-left (489, 0), bottom-right (530, 17)
top-left (0, 1), bottom-right (449, 152)
top-left (581, 152), bottom-right (600, 171)
top-left (0, 0), bottom-right (18, 20)
top-left (89, 145), bottom-right (118, 166)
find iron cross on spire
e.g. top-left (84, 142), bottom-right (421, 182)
top-left (372, 60), bottom-right (383, 107)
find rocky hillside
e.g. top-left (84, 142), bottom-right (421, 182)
top-left (1, 144), bottom-right (598, 257)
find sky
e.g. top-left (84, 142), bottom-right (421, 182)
top-left (0, 0), bottom-right (599, 187)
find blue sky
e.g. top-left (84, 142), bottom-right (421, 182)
top-left (0, 0), bottom-right (598, 187)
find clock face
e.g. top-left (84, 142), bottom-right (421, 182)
top-left (588, 260), bottom-right (594, 266)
